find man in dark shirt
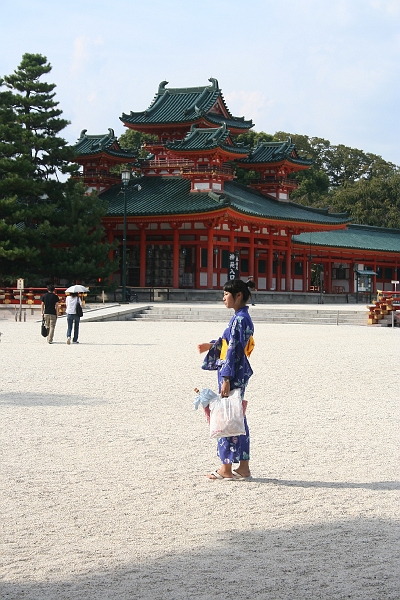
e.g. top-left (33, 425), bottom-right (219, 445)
top-left (41, 285), bottom-right (60, 344)
top-left (247, 276), bottom-right (256, 306)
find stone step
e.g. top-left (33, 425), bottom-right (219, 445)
top-left (131, 307), bottom-right (366, 325)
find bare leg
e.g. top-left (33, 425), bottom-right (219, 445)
top-left (233, 460), bottom-right (251, 478)
top-left (207, 463), bottom-right (234, 479)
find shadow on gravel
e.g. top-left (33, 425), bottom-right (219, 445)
top-left (73, 343), bottom-right (157, 346)
top-left (0, 517), bottom-right (398, 600)
top-left (254, 478), bottom-right (400, 491)
top-left (0, 392), bottom-right (105, 407)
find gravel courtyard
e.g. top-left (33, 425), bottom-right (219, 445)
top-left (0, 315), bottom-right (399, 599)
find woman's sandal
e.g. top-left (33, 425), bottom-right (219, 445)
top-left (207, 470), bottom-right (234, 480)
top-left (232, 469), bottom-right (251, 480)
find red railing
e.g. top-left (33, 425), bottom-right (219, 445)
top-left (142, 158), bottom-right (194, 168)
top-left (74, 170), bottom-right (121, 181)
top-left (249, 177), bottom-right (298, 187)
top-left (0, 287), bottom-right (89, 312)
top-left (181, 165), bottom-right (233, 176)
top-left (142, 159), bottom-right (233, 176)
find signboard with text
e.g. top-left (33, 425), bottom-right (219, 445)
top-left (228, 253), bottom-right (239, 280)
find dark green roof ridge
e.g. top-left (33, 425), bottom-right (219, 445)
top-left (239, 138), bottom-right (313, 166)
top-left (293, 225), bottom-right (400, 252)
top-left (74, 128), bottom-right (137, 159)
top-left (120, 78), bottom-right (253, 129)
top-left (101, 176), bottom-right (350, 225)
top-left (165, 124), bottom-right (250, 154)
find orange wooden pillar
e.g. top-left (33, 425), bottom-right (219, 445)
top-left (326, 260), bottom-right (332, 293)
top-left (285, 248), bottom-right (291, 291)
top-left (249, 228), bottom-right (255, 278)
top-left (267, 235), bottom-right (273, 290)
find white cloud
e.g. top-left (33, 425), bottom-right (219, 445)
top-left (70, 36), bottom-right (104, 77)
top-left (369, 0), bottom-right (400, 14)
top-left (224, 90), bottom-right (272, 126)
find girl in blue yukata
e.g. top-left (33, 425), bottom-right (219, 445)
top-left (198, 279), bottom-right (255, 480)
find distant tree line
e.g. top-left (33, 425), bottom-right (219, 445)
top-left (233, 131), bottom-right (400, 228)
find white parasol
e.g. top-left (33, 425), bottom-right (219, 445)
top-left (65, 285), bottom-right (87, 293)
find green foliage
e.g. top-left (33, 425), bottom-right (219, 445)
top-left (119, 128), bottom-right (158, 158)
top-left (41, 181), bottom-right (118, 282)
top-left (271, 131), bottom-right (400, 226)
top-left (326, 172), bottom-right (400, 228)
top-left (0, 53), bottom-right (117, 285)
top-left (233, 130), bottom-right (274, 149)
top-left (109, 129), bottom-right (158, 176)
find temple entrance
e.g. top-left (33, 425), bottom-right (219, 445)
top-left (127, 247), bottom-right (140, 286)
top-left (146, 245), bottom-right (173, 286)
top-left (181, 246), bottom-right (195, 288)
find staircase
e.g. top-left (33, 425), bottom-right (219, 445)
top-left (130, 306), bottom-right (367, 325)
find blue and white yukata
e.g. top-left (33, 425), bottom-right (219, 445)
top-left (202, 305), bottom-right (254, 464)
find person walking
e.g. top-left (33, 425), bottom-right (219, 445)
top-left (198, 279), bottom-right (255, 480)
top-left (247, 275), bottom-right (256, 305)
top-left (65, 292), bottom-right (83, 344)
top-left (41, 285), bottom-right (60, 344)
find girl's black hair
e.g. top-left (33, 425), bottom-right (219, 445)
top-left (69, 292), bottom-right (78, 297)
top-left (223, 279), bottom-right (251, 302)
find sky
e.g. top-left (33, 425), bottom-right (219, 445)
top-left (1, 0), bottom-right (400, 165)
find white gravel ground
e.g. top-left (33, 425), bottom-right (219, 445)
top-left (0, 314), bottom-right (399, 599)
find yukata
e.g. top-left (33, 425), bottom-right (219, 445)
top-left (202, 305), bottom-right (254, 464)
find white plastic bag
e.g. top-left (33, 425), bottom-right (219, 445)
top-left (209, 389), bottom-right (245, 439)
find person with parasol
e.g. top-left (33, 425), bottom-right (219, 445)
top-left (65, 285), bottom-right (86, 344)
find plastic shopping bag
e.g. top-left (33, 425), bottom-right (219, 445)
top-left (209, 389), bottom-right (245, 439)
top-left (193, 387), bottom-right (219, 410)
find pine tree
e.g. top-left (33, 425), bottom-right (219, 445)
top-left (0, 53), bottom-right (117, 285)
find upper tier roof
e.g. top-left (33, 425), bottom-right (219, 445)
top-left (101, 176), bottom-right (349, 226)
top-left (74, 129), bottom-right (137, 159)
top-left (293, 224), bottom-right (400, 252)
top-left (165, 124), bottom-right (250, 155)
top-left (239, 138), bottom-right (313, 166)
top-left (120, 78), bottom-right (253, 130)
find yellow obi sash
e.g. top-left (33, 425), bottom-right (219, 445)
top-left (220, 335), bottom-right (255, 360)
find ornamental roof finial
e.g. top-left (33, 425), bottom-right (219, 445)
top-left (158, 80), bottom-right (169, 94)
top-left (208, 77), bottom-right (219, 90)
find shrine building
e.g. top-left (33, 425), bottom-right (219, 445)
top-left (73, 78), bottom-right (400, 296)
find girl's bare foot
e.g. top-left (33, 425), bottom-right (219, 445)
top-left (207, 468), bottom-right (233, 480)
top-left (232, 469), bottom-right (251, 479)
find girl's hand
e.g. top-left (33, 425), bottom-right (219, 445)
top-left (221, 379), bottom-right (230, 397)
top-left (198, 343), bottom-right (212, 354)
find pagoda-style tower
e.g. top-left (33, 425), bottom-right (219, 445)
top-left (120, 78), bottom-right (253, 163)
top-left (238, 138), bottom-right (313, 201)
top-left (73, 129), bottom-right (137, 193)
top-left (155, 123), bottom-right (250, 192)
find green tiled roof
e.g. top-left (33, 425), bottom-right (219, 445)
top-left (223, 181), bottom-right (348, 224)
top-left (201, 111), bottom-right (253, 131)
top-left (101, 176), bottom-right (349, 225)
top-left (74, 129), bottom-right (137, 159)
top-left (239, 138), bottom-right (313, 166)
top-left (120, 78), bottom-right (253, 130)
top-left (293, 224), bottom-right (400, 252)
top-left (165, 124), bottom-right (250, 154)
